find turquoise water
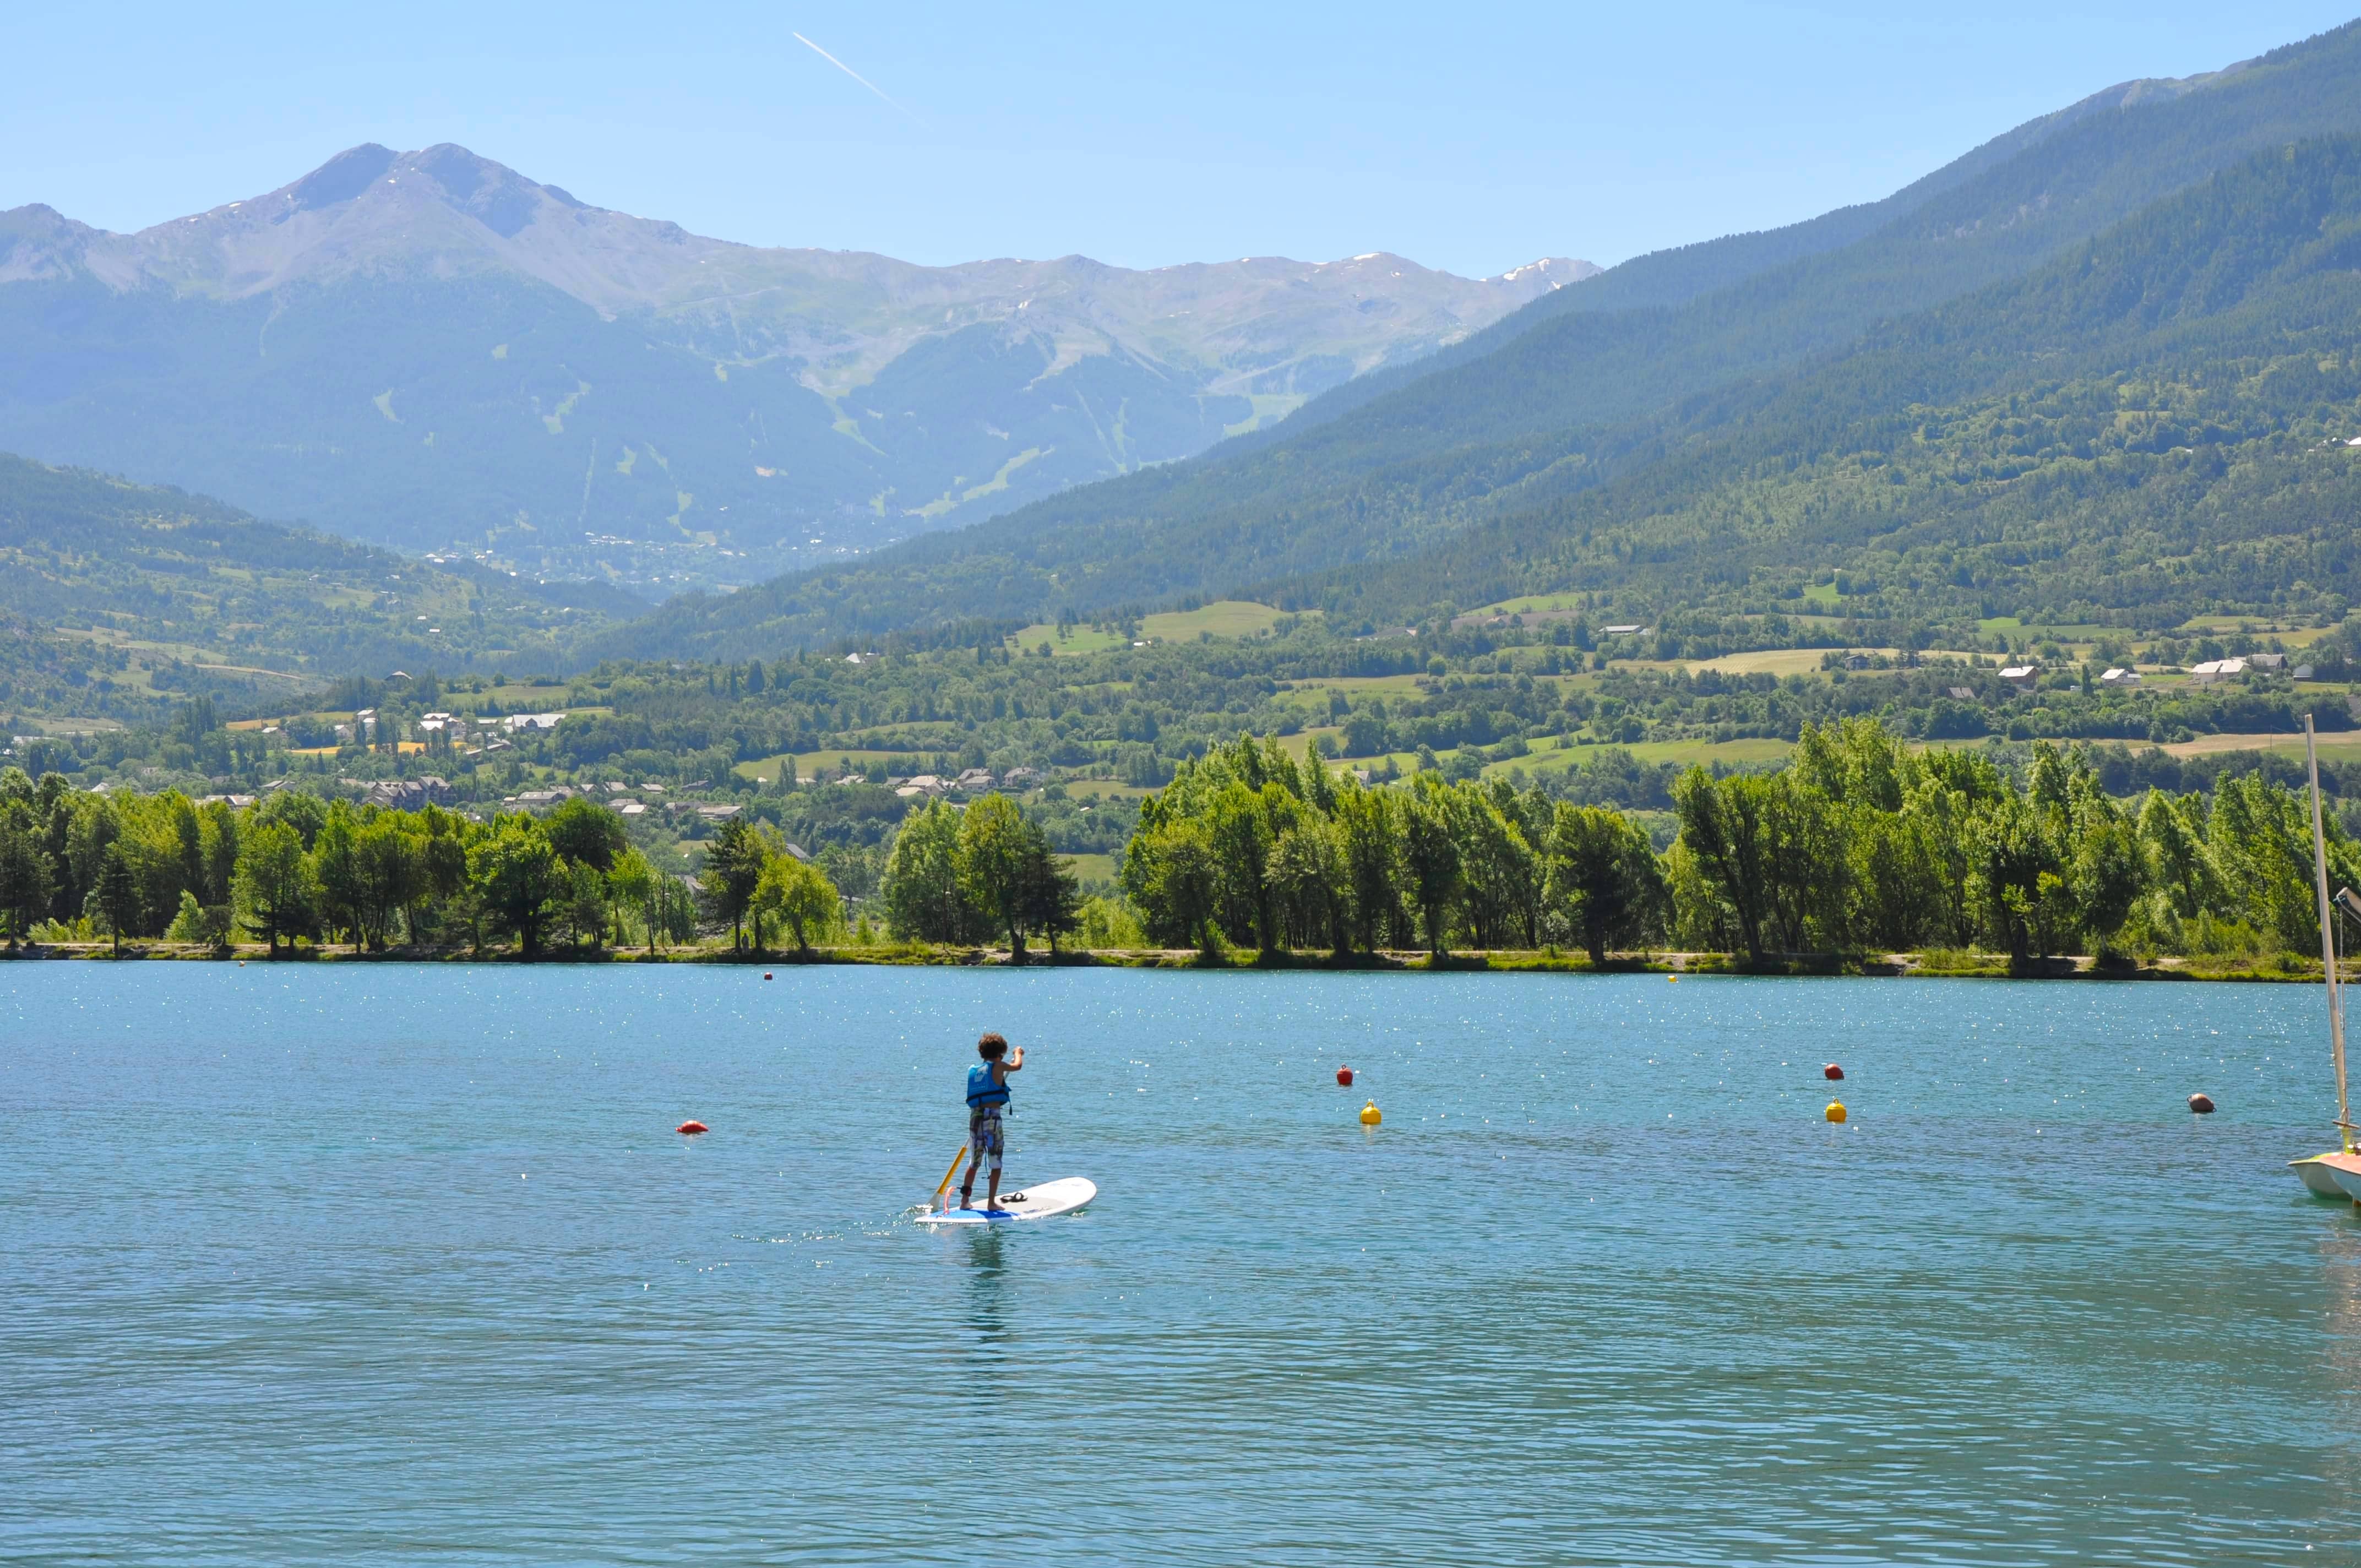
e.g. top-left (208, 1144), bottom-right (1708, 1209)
top-left (3, 966), bottom-right (2358, 1565)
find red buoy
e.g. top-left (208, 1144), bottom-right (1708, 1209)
top-left (2188, 1093), bottom-right (2215, 1115)
top-left (678, 1120), bottom-right (709, 1135)
top-left (763, 972), bottom-right (774, 981)
top-left (1824, 1063), bottom-right (1845, 1081)
top-left (1336, 1066), bottom-right (1354, 1086)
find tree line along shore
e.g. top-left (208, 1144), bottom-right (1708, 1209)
top-left (0, 717), bottom-right (2352, 979)
top-left (3, 940), bottom-right (2338, 983)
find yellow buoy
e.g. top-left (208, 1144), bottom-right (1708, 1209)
top-left (1359, 1099), bottom-right (1381, 1126)
top-left (1825, 1101), bottom-right (1847, 1124)
top-left (1667, 973), bottom-right (1678, 983)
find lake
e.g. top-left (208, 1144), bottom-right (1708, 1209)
top-left (3, 965), bottom-right (2357, 1565)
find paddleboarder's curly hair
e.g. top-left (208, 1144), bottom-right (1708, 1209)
top-left (977, 1032), bottom-right (1009, 1059)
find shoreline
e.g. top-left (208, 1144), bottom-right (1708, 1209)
top-left (0, 942), bottom-right (2329, 982)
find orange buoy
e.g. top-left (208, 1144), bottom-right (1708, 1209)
top-left (2188, 1093), bottom-right (2215, 1115)
top-left (1824, 1063), bottom-right (1844, 1081)
top-left (1336, 1065), bottom-right (1354, 1086)
top-left (678, 1120), bottom-right (709, 1135)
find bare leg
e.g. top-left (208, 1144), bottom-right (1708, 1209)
top-left (986, 1164), bottom-right (1002, 1211)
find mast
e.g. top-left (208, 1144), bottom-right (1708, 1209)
top-left (2304, 715), bottom-right (2353, 1152)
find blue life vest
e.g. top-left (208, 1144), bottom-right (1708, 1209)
top-left (966, 1063), bottom-right (1010, 1109)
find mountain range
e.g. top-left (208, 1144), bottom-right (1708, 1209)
top-left (13, 17), bottom-right (2361, 696)
top-left (0, 147), bottom-right (1585, 595)
top-left (602, 18), bottom-right (2361, 660)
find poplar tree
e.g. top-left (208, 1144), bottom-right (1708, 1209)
top-left (233, 820), bottom-right (314, 955)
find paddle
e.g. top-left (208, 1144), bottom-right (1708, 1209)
top-left (931, 1142), bottom-right (969, 1212)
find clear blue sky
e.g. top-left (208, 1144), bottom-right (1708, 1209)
top-left (10, 2), bottom-right (2358, 277)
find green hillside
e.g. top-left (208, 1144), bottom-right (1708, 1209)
top-left (1298, 134), bottom-right (2361, 634)
top-left (602, 19), bottom-right (2361, 659)
top-left (1217, 54), bottom-right (2245, 445)
top-left (0, 454), bottom-right (634, 723)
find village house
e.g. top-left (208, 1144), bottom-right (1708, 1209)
top-left (365, 777), bottom-right (453, 810)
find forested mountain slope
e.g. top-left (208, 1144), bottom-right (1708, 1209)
top-left (1239, 52), bottom-right (2255, 445)
top-left (0, 455), bottom-right (636, 722)
top-left (1293, 135), bottom-right (2361, 634)
top-left (603, 19), bottom-right (2361, 660)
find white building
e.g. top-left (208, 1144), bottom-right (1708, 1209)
top-left (2188, 658), bottom-right (2248, 685)
top-left (2099, 668), bottom-right (2142, 687)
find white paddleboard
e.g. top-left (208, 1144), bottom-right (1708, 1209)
top-left (917, 1176), bottom-right (1096, 1225)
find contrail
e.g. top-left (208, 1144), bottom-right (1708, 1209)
top-left (792, 31), bottom-right (906, 113)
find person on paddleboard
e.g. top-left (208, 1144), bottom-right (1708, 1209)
top-left (961, 1032), bottom-right (1024, 1212)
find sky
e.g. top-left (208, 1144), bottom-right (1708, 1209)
top-left (9, 2), bottom-right (2359, 278)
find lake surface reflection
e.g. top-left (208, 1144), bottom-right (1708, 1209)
top-left (3, 965), bottom-right (2357, 1564)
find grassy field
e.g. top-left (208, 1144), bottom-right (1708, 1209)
top-left (1010, 600), bottom-right (1296, 655)
top-left (2157, 730), bottom-right (2361, 760)
top-left (735, 748), bottom-right (915, 783)
top-left (1063, 853), bottom-right (1117, 885)
top-left (10, 714), bottom-right (123, 733)
top-left (1063, 778), bottom-right (1155, 801)
top-left (2170, 614), bottom-right (2334, 637)
top-left (1616, 648), bottom-right (1899, 678)
top-left (1271, 727), bottom-right (1343, 761)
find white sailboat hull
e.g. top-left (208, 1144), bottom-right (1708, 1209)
top-left (2289, 1153), bottom-right (2359, 1199)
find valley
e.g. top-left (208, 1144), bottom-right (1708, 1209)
top-left (9, 18), bottom-right (2361, 969)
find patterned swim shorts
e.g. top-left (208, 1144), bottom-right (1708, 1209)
top-left (968, 1106), bottom-right (1005, 1174)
